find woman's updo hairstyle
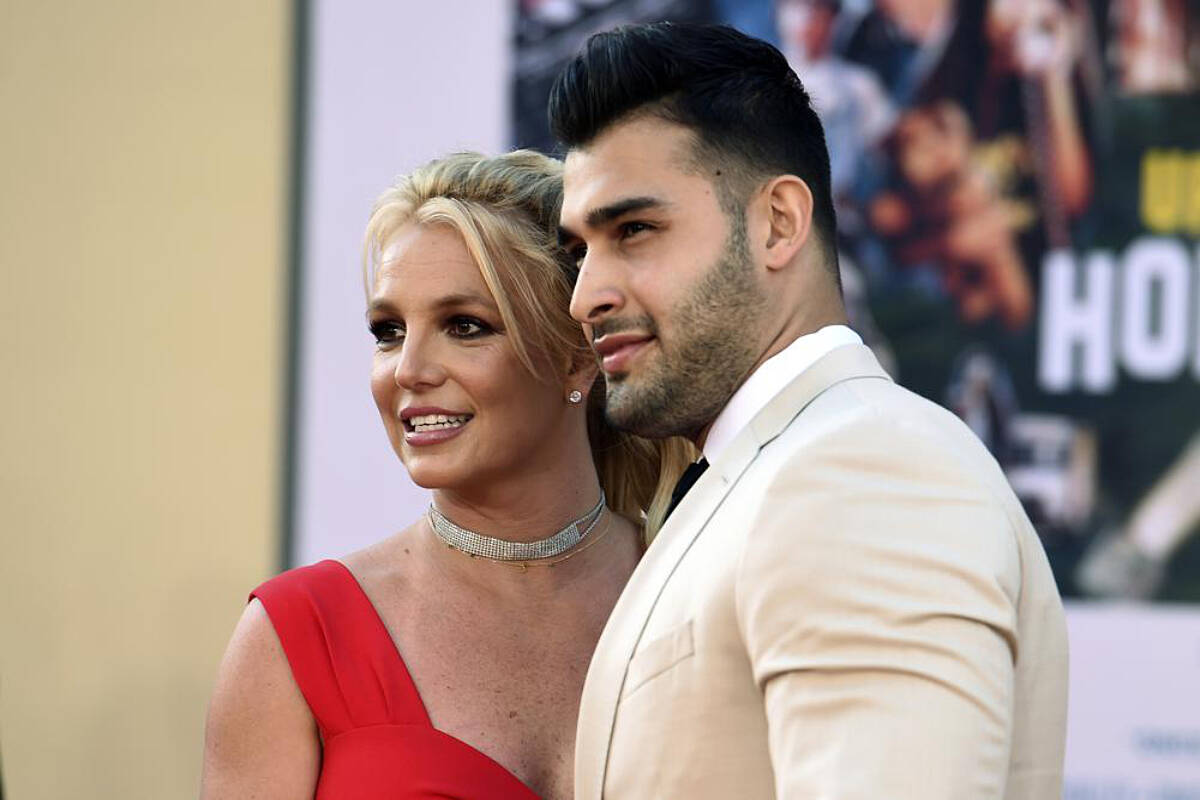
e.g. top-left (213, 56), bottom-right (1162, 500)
top-left (364, 151), bottom-right (694, 537)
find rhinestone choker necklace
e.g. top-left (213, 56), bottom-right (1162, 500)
top-left (427, 491), bottom-right (606, 561)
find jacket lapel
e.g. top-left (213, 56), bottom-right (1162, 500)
top-left (575, 438), bottom-right (754, 799)
top-left (749, 343), bottom-right (891, 447)
top-left (575, 343), bottom-right (892, 799)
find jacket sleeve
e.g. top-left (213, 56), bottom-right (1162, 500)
top-left (734, 407), bottom-right (1022, 799)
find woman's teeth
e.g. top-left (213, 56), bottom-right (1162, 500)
top-left (409, 414), bottom-right (470, 432)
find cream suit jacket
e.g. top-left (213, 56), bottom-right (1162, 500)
top-left (575, 344), bottom-right (1068, 800)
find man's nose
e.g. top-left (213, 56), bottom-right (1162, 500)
top-left (569, 250), bottom-right (626, 325)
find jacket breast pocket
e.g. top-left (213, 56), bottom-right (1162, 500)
top-left (621, 620), bottom-right (695, 700)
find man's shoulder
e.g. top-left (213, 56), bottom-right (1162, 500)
top-left (769, 372), bottom-right (986, 464)
top-left (732, 374), bottom-right (1040, 607)
top-left (747, 373), bottom-right (1027, 534)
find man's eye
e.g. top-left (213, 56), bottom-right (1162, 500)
top-left (369, 321), bottom-right (405, 348)
top-left (449, 317), bottom-right (490, 338)
top-left (570, 244), bottom-right (588, 266)
top-left (620, 221), bottom-right (652, 239)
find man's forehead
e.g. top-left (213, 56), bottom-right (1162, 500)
top-left (565, 116), bottom-right (696, 174)
top-left (561, 120), bottom-right (703, 220)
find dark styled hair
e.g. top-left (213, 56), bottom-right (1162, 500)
top-left (548, 22), bottom-right (839, 270)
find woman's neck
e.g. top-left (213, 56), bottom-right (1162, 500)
top-left (417, 439), bottom-right (643, 596)
top-left (430, 452), bottom-right (603, 546)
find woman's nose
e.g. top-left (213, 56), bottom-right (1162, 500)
top-left (392, 335), bottom-right (446, 389)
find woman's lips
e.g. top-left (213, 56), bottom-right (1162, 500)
top-left (403, 418), bottom-right (470, 446)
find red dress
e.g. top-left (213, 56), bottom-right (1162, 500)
top-left (251, 559), bottom-right (541, 799)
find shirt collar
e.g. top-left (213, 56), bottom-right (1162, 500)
top-left (702, 325), bottom-right (863, 463)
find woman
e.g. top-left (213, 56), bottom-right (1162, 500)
top-left (200, 151), bottom-right (692, 799)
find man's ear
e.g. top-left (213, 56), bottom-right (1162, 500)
top-left (760, 175), bottom-right (814, 271)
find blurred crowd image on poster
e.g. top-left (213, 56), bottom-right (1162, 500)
top-left (513, 0), bottom-right (714, 154)
top-left (766, 0), bottom-right (1200, 603)
top-left (513, 0), bottom-right (1200, 604)
top-left (1072, 0), bottom-right (1200, 600)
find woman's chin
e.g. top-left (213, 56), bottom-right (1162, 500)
top-left (403, 467), bottom-right (451, 490)
top-left (402, 461), bottom-right (476, 492)
top-left (393, 444), bottom-right (466, 490)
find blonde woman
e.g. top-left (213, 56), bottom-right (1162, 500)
top-left (199, 151), bottom-right (692, 799)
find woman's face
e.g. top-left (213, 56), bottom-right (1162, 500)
top-left (368, 223), bottom-right (572, 490)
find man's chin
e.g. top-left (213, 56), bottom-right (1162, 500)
top-left (604, 385), bottom-right (678, 439)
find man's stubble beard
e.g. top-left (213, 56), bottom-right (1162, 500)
top-left (604, 213), bottom-right (766, 440)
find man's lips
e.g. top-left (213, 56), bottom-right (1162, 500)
top-left (593, 333), bottom-right (655, 373)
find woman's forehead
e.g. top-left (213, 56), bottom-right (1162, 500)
top-left (375, 225), bottom-right (491, 301)
top-left (381, 224), bottom-right (474, 271)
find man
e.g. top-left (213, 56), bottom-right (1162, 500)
top-left (553, 22), bottom-right (1068, 800)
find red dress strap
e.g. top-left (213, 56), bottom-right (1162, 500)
top-left (250, 559), bottom-right (431, 738)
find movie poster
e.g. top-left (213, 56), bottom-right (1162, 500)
top-left (516, 0), bottom-right (1200, 793)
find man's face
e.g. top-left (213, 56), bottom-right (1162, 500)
top-left (560, 116), bottom-right (766, 440)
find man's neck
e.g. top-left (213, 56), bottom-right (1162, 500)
top-left (694, 305), bottom-right (848, 448)
top-left (695, 321), bottom-right (859, 457)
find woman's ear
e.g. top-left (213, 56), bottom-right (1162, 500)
top-left (760, 175), bottom-right (814, 271)
top-left (564, 357), bottom-right (597, 393)
top-left (566, 354), bottom-right (600, 403)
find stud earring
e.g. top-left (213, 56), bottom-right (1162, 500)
top-left (568, 390), bottom-right (583, 404)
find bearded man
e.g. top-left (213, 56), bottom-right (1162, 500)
top-left (553, 22), bottom-right (1068, 800)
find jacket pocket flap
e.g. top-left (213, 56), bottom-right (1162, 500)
top-left (622, 620), bottom-right (695, 699)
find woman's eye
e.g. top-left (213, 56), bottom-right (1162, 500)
top-left (369, 321), bottom-right (405, 348)
top-left (448, 317), bottom-right (490, 338)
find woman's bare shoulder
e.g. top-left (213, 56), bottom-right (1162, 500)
top-left (338, 521), bottom-right (426, 590)
top-left (200, 599), bottom-right (320, 799)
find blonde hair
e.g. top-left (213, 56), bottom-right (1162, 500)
top-left (364, 151), bottom-right (695, 539)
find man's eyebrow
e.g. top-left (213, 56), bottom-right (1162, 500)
top-left (586, 196), bottom-right (665, 227)
top-left (559, 196), bottom-right (667, 244)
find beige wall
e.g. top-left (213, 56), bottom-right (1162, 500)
top-left (0, 2), bottom-right (290, 796)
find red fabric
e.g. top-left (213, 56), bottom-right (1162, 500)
top-left (251, 560), bottom-right (541, 799)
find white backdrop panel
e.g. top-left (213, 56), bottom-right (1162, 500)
top-left (294, 1), bottom-right (511, 566)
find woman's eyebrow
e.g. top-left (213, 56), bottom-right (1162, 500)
top-left (431, 292), bottom-right (498, 312)
top-left (367, 292), bottom-right (498, 316)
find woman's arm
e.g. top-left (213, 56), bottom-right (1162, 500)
top-left (200, 599), bottom-right (321, 799)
